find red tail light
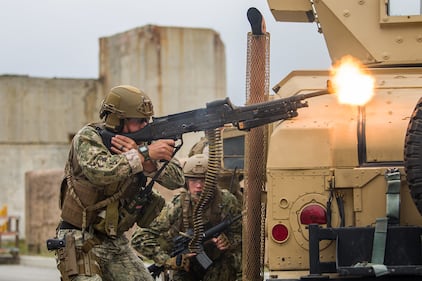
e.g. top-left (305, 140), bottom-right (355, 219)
top-left (271, 223), bottom-right (289, 243)
top-left (300, 204), bottom-right (327, 225)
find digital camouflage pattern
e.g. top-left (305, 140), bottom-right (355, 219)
top-left (56, 123), bottom-right (185, 281)
top-left (131, 188), bottom-right (242, 281)
top-left (57, 229), bottom-right (154, 281)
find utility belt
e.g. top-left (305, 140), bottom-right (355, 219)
top-left (58, 220), bottom-right (109, 243)
top-left (59, 220), bottom-right (81, 230)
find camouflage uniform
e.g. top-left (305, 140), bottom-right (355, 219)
top-left (131, 188), bottom-right (242, 281)
top-left (56, 124), bottom-right (185, 281)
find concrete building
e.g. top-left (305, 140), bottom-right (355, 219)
top-left (0, 25), bottom-right (227, 246)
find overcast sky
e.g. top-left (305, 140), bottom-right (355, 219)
top-left (0, 0), bottom-right (333, 105)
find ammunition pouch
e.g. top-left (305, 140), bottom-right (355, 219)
top-left (75, 247), bottom-right (101, 278)
top-left (61, 177), bottom-right (102, 229)
top-left (56, 233), bottom-right (101, 280)
top-left (94, 189), bottom-right (165, 236)
top-left (136, 190), bottom-right (165, 227)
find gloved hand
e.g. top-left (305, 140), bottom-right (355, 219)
top-left (212, 233), bottom-right (230, 250)
top-left (147, 264), bottom-right (164, 279)
top-left (165, 254), bottom-right (191, 272)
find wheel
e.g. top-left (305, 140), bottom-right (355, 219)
top-left (404, 97), bottom-right (422, 215)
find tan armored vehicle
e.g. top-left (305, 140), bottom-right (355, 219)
top-left (264, 0), bottom-right (422, 280)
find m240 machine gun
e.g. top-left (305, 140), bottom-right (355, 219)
top-left (99, 90), bottom-right (330, 149)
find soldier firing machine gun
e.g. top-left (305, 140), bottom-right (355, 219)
top-left (95, 90), bottom-right (330, 245)
top-left (99, 90), bottom-right (330, 278)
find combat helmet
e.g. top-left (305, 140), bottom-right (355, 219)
top-left (183, 154), bottom-right (208, 178)
top-left (99, 85), bottom-right (154, 132)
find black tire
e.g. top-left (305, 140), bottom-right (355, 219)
top-left (404, 97), bottom-right (422, 215)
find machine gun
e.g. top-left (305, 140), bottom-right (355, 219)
top-left (99, 90), bottom-right (329, 149)
top-left (148, 213), bottom-right (242, 279)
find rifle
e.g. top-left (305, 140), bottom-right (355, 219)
top-left (148, 213), bottom-right (242, 279)
top-left (99, 90), bottom-right (329, 149)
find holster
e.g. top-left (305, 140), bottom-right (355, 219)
top-left (57, 233), bottom-right (101, 280)
top-left (57, 234), bottom-right (78, 281)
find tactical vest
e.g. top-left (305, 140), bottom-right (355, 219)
top-left (180, 190), bottom-right (222, 231)
top-left (180, 189), bottom-right (223, 260)
top-left (59, 125), bottom-right (164, 237)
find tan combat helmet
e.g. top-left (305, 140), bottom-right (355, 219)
top-left (183, 154), bottom-right (208, 179)
top-left (99, 85), bottom-right (154, 132)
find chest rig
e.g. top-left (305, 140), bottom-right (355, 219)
top-left (59, 134), bottom-right (159, 238)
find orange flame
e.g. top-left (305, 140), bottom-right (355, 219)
top-left (330, 55), bottom-right (375, 106)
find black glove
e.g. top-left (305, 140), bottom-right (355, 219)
top-left (165, 253), bottom-right (190, 272)
top-left (148, 264), bottom-right (164, 279)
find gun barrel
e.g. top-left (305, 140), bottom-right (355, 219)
top-left (202, 213), bottom-right (242, 240)
top-left (301, 89), bottom-right (330, 99)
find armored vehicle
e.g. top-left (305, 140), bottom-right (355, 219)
top-left (263, 0), bottom-right (422, 280)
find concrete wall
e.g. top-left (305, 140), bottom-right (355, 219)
top-left (25, 169), bottom-right (63, 254)
top-left (99, 25), bottom-right (227, 157)
top-left (0, 25), bottom-right (226, 241)
top-left (0, 77), bottom-right (101, 238)
top-left (100, 25), bottom-right (226, 115)
top-left (0, 76), bottom-right (102, 143)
